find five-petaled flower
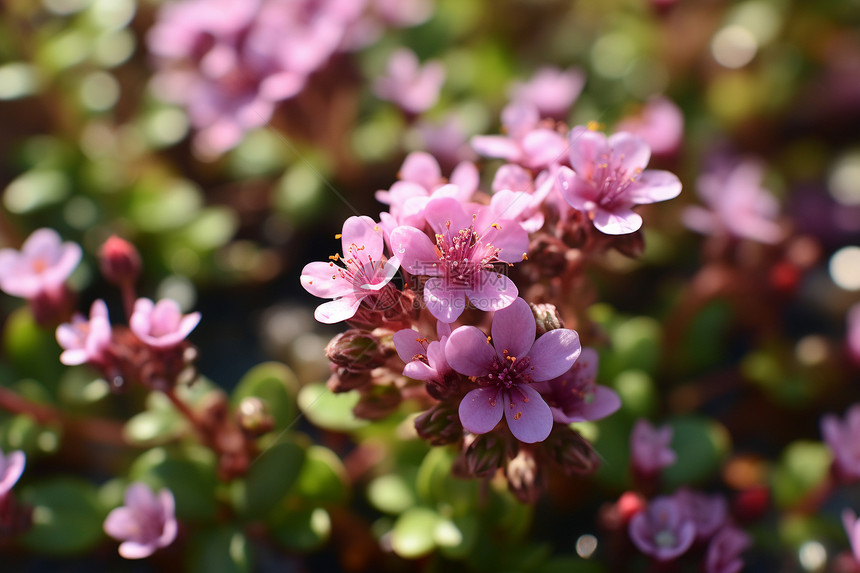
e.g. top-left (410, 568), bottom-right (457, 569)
top-left (55, 299), bottom-right (112, 366)
top-left (533, 347), bottom-right (621, 424)
top-left (130, 298), bottom-right (201, 348)
top-left (821, 404), bottom-right (860, 481)
top-left (0, 228), bottom-right (81, 300)
top-left (557, 127), bottom-right (682, 235)
top-left (390, 197), bottom-right (528, 322)
top-left (629, 495), bottom-right (696, 562)
top-left (301, 216), bottom-right (401, 324)
top-left (104, 482), bottom-right (178, 559)
top-left (445, 297), bottom-right (581, 443)
top-left (630, 418), bottom-right (677, 478)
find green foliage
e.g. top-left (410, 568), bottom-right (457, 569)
top-left (231, 361), bottom-right (299, 431)
top-left (129, 446), bottom-right (219, 521)
top-left (20, 478), bottom-right (106, 556)
top-left (229, 441), bottom-right (305, 519)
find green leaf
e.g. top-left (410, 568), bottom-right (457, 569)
top-left (3, 308), bottom-right (62, 384)
top-left (294, 445), bottom-right (349, 505)
top-left (232, 362), bottom-right (299, 431)
top-left (662, 417), bottom-right (731, 489)
top-left (269, 507), bottom-right (331, 552)
top-left (20, 478), bottom-right (105, 556)
top-left (297, 383), bottom-right (367, 432)
top-left (230, 441), bottom-right (305, 519)
top-left (415, 447), bottom-right (478, 514)
top-left (368, 473), bottom-right (415, 514)
top-left (772, 441), bottom-right (832, 509)
top-left (391, 507), bottom-right (440, 559)
top-left (129, 446), bottom-right (218, 521)
top-left (437, 514), bottom-right (478, 559)
top-left (124, 408), bottom-right (186, 446)
top-left (4, 169), bottom-right (70, 213)
top-left (189, 526), bottom-right (254, 573)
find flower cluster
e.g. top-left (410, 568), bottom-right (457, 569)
top-left (301, 83), bottom-right (684, 498)
top-left (148, 0), bottom-right (432, 157)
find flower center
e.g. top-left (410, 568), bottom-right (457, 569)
top-left (433, 219), bottom-right (501, 288)
top-left (328, 242), bottom-right (387, 290)
top-left (655, 529), bottom-right (677, 548)
top-left (31, 257), bottom-right (48, 274)
top-left (591, 153), bottom-right (643, 209)
top-left (483, 349), bottom-right (532, 389)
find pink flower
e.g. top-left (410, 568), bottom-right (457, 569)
top-left (446, 297), bottom-right (582, 443)
top-left (0, 228), bottom-right (81, 299)
top-left (301, 216), bottom-right (400, 324)
top-left (55, 299), bottom-right (112, 366)
top-left (374, 48), bottom-right (445, 115)
top-left (412, 114), bottom-right (477, 168)
top-left (630, 419), bottom-right (676, 477)
top-left (393, 321), bottom-right (453, 387)
top-left (471, 102), bottom-right (568, 170)
top-left (508, 66), bottom-right (586, 120)
top-left (557, 127), bottom-right (682, 235)
top-left (616, 97), bottom-right (684, 158)
top-left (0, 449), bottom-right (25, 497)
top-left (843, 508), bottom-right (860, 565)
top-left (683, 158), bottom-right (782, 244)
top-left (822, 404), bottom-right (860, 480)
top-left (532, 347), bottom-right (621, 424)
top-left (130, 298), bottom-right (201, 348)
top-left (104, 482), bottom-right (177, 559)
top-left (389, 197), bottom-right (528, 322)
top-left (629, 496), bottom-right (696, 561)
top-left (705, 526), bottom-right (751, 573)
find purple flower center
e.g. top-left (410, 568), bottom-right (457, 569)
top-left (433, 219), bottom-right (501, 288)
top-left (588, 154), bottom-right (643, 210)
top-left (483, 350), bottom-right (533, 390)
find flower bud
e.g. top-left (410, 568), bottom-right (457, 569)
top-left (236, 397), bottom-right (274, 437)
top-left (99, 235), bottom-right (141, 286)
top-left (326, 330), bottom-right (394, 371)
top-left (414, 403), bottom-right (462, 446)
top-left (353, 383), bottom-right (402, 421)
top-left (543, 426), bottom-right (600, 476)
top-left (456, 433), bottom-right (508, 478)
top-left (327, 366), bottom-right (372, 393)
top-left (530, 302), bottom-right (565, 336)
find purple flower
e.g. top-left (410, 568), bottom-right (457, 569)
top-left (0, 449), bottom-right (25, 497)
top-left (374, 48), bottom-right (445, 115)
top-left (55, 299), bottom-right (112, 366)
top-left (843, 508), bottom-right (860, 564)
top-left (532, 347), bottom-right (621, 424)
top-left (705, 526), bottom-right (751, 573)
top-left (471, 102), bottom-right (568, 170)
top-left (508, 66), bottom-right (586, 120)
top-left (850, 304), bottom-right (860, 366)
top-left (630, 419), bottom-right (676, 477)
top-left (130, 298), bottom-right (201, 348)
top-left (393, 321), bottom-right (453, 385)
top-left (822, 404), bottom-right (860, 480)
top-left (413, 113), bottom-right (477, 168)
top-left (616, 97), bottom-right (684, 158)
top-left (557, 127), bottom-right (682, 235)
top-left (0, 228), bottom-right (81, 299)
top-left (673, 488), bottom-right (728, 542)
top-left (629, 496), bottom-right (696, 561)
top-left (446, 297), bottom-right (582, 443)
top-left (389, 197), bottom-right (528, 322)
top-left (301, 216), bottom-right (400, 324)
top-left (104, 482), bottom-right (178, 559)
top-left (683, 158), bottom-right (782, 244)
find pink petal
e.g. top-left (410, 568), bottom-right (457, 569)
top-left (608, 132), bottom-right (651, 173)
top-left (592, 208), bottom-right (643, 235)
top-left (404, 360), bottom-right (437, 380)
top-left (526, 329), bottom-right (581, 382)
top-left (466, 271), bottom-right (518, 312)
top-left (564, 386), bottom-right (622, 423)
top-left (314, 297), bottom-right (362, 324)
top-left (490, 297), bottom-right (535, 359)
top-left (492, 164), bottom-right (533, 193)
top-left (342, 216), bottom-right (384, 261)
top-left (399, 151), bottom-right (441, 191)
top-left (0, 450), bottom-right (25, 494)
top-left (521, 129), bottom-right (568, 169)
top-left (446, 325), bottom-right (496, 377)
top-left (471, 135), bottom-right (521, 162)
top-left (629, 169), bottom-right (683, 204)
top-left (450, 161), bottom-right (479, 196)
top-left (459, 387), bottom-right (504, 434)
top-left (504, 385), bottom-right (553, 443)
top-left (301, 262), bottom-right (355, 299)
top-left (393, 328), bottom-right (426, 364)
top-left (389, 226), bottom-right (439, 276)
top-left (259, 72), bottom-right (305, 101)
top-left (424, 277), bottom-right (466, 322)
top-left (568, 128), bottom-right (609, 178)
top-left (104, 507), bottom-right (139, 539)
top-left (59, 349), bottom-right (88, 366)
top-left (481, 219), bottom-right (529, 264)
top-left (119, 540), bottom-right (157, 559)
top-left (424, 197), bottom-right (472, 236)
